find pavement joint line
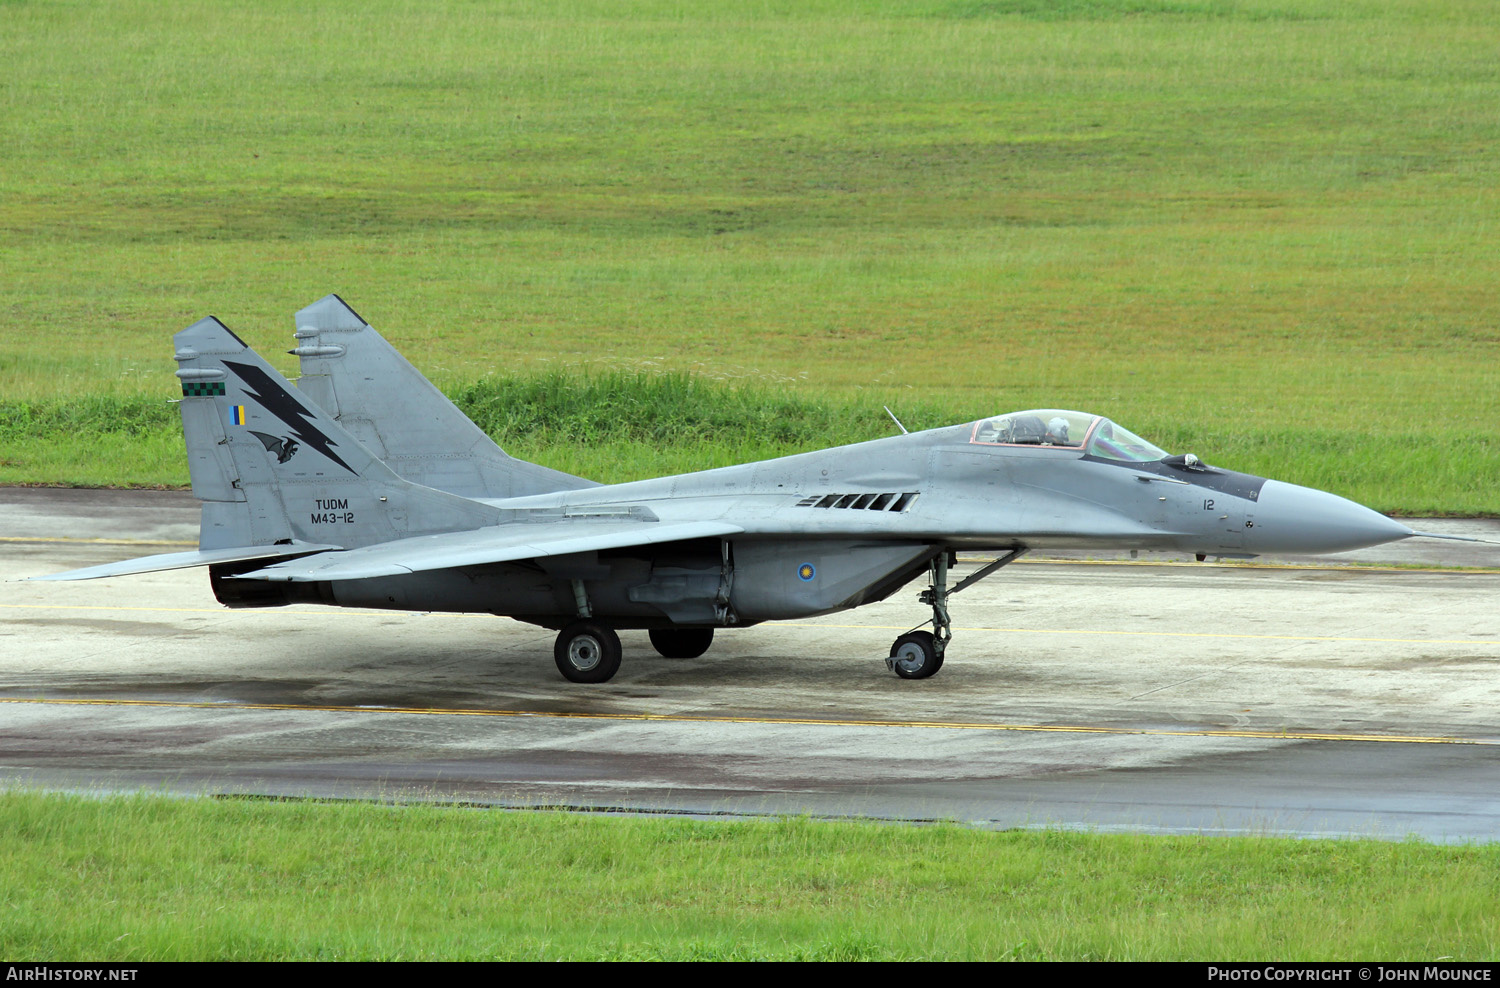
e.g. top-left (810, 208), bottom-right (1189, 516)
top-left (0, 537), bottom-right (196, 546)
top-left (780, 623), bottom-right (1497, 646)
top-left (999, 557), bottom-right (1500, 575)
top-left (0, 603), bottom-right (1494, 646)
top-left (0, 695), bottom-right (1488, 746)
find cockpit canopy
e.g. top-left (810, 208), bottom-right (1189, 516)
top-left (970, 409), bottom-right (1168, 463)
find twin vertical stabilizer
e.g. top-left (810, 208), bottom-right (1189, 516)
top-left (291, 294), bottom-right (596, 499)
top-left (175, 316), bottom-right (500, 551)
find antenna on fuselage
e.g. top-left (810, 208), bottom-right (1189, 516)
top-left (883, 406), bottom-right (909, 435)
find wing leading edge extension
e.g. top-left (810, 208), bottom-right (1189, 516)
top-left (235, 520), bottom-right (745, 582)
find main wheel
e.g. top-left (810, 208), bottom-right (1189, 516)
top-left (888, 630), bottom-right (943, 680)
top-left (554, 620), bottom-right (622, 683)
top-left (648, 627), bottom-right (714, 659)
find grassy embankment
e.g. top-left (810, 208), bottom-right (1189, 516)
top-left (2, 791), bottom-right (1497, 961)
top-left (2, 375), bottom-right (1493, 514)
top-left (0, 1), bottom-right (1496, 511)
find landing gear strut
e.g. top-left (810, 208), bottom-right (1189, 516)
top-left (886, 548), bottom-right (1027, 680)
top-left (886, 552), bottom-right (950, 679)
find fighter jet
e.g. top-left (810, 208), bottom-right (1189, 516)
top-left (36, 295), bottom-right (1454, 683)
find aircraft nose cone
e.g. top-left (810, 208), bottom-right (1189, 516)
top-left (1254, 480), bottom-right (1413, 554)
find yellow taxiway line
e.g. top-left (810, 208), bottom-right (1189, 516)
top-left (0, 695), bottom-right (1490, 746)
top-left (2, 601), bottom-right (1494, 647)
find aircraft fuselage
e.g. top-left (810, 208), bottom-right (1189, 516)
top-left (252, 420), bottom-right (1409, 630)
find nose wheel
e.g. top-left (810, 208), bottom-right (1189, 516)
top-left (889, 630), bottom-right (943, 679)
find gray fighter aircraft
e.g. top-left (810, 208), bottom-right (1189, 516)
top-left (37, 295), bottom-right (1447, 683)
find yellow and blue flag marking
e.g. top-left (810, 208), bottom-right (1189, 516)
top-left (231, 405), bottom-right (247, 425)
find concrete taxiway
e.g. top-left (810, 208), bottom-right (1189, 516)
top-left (3, 487), bottom-right (1498, 840)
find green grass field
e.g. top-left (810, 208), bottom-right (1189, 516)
top-left (1, 0), bottom-right (1496, 509)
top-left (2, 791), bottom-right (1497, 961)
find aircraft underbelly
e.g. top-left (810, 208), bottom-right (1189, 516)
top-left (279, 536), bottom-right (713, 624)
top-left (298, 540), bottom-right (931, 628)
top-left (730, 540), bottom-right (934, 623)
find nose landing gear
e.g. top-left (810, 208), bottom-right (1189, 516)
top-left (887, 548), bottom-right (1027, 680)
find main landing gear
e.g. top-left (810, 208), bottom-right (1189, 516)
top-left (554, 619), bottom-right (622, 683)
top-left (553, 623), bottom-right (716, 682)
top-left (649, 627), bottom-right (714, 659)
top-left (886, 548), bottom-right (1027, 680)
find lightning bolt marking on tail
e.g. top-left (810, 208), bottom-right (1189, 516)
top-left (223, 359), bottom-right (356, 475)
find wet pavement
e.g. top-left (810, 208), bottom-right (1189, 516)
top-left (3, 488), bottom-right (1499, 840)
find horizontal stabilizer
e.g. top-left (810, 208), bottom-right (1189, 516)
top-left (28, 542), bottom-right (341, 582)
top-left (236, 520), bottom-right (744, 582)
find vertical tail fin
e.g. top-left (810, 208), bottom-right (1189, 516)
top-left (292, 294), bottom-right (596, 499)
top-left (174, 316), bottom-right (499, 550)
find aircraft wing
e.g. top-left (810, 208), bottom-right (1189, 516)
top-left (28, 542), bottom-right (342, 582)
top-left (235, 520), bottom-right (744, 582)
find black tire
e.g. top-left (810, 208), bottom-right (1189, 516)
top-left (648, 627), bottom-right (714, 659)
top-left (554, 620), bottom-right (622, 683)
top-left (889, 630), bottom-right (942, 680)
